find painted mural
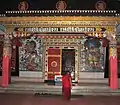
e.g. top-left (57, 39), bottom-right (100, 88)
top-left (80, 38), bottom-right (105, 72)
top-left (19, 36), bottom-right (43, 71)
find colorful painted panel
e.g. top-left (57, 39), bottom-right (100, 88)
top-left (80, 38), bottom-right (105, 72)
top-left (19, 36), bottom-right (43, 71)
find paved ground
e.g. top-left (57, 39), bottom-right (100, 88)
top-left (0, 93), bottom-right (120, 105)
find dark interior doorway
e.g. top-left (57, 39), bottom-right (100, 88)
top-left (62, 49), bottom-right (75, 80)
top-left (104, 46), bottom-right (109, 78)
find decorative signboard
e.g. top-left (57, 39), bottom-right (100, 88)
top-left (24, 27), bottom-right (95, 33)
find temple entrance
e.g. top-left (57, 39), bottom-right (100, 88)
top-left (62, 49), bottom-right (75, 80)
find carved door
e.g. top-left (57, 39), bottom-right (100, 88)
top-left (47, 48), bottom-right (61, 80)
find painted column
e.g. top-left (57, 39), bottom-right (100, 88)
top-left (109, 35), bottom-right (118, 89)
top-left (1, 34), bottom-right (12, 87)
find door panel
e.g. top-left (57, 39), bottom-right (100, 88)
top-left (47, 48), bottom-right (61, 80)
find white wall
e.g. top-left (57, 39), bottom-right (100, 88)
top-left (19, 71), bottom-right (43, 78)
top-left (79, 72), bottom-right (104, 79)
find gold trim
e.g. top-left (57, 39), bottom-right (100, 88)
top-left (47, 55), bottom-right (61, 57)
top-left (0, 17), bottom-right (119, 29)
top-left (48, 72), bottom-right (61, 74)
top-left (0, 16), bottom-right (120, 21)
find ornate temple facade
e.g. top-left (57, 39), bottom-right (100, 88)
top-left (0, 10), bottom-right (120, 89)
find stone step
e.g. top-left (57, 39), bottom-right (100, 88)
top-left (11, 77), bottom-right (44, 82)
top-left (1, 76), bottom-right (120, 96)
top-left (0, 82), bottom-right (120, 96)
top-left (1, 86), bottom-right (120, 96)
top-left (10, 77), bottom-right (109, 84)
top-left (78, 78), bottom-right (108, 84)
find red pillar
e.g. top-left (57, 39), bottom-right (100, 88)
top-left (109, 45), bottom-right (118, 89)
top-left (109, 56), bottom-right (118, 89)
top-left (2, 55), bottom-right (10, 87)
top-left (1, 35), bottom-right (12, 87)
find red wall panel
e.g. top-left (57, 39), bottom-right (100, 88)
top-left (48, 48), bottom-right (60, 55)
